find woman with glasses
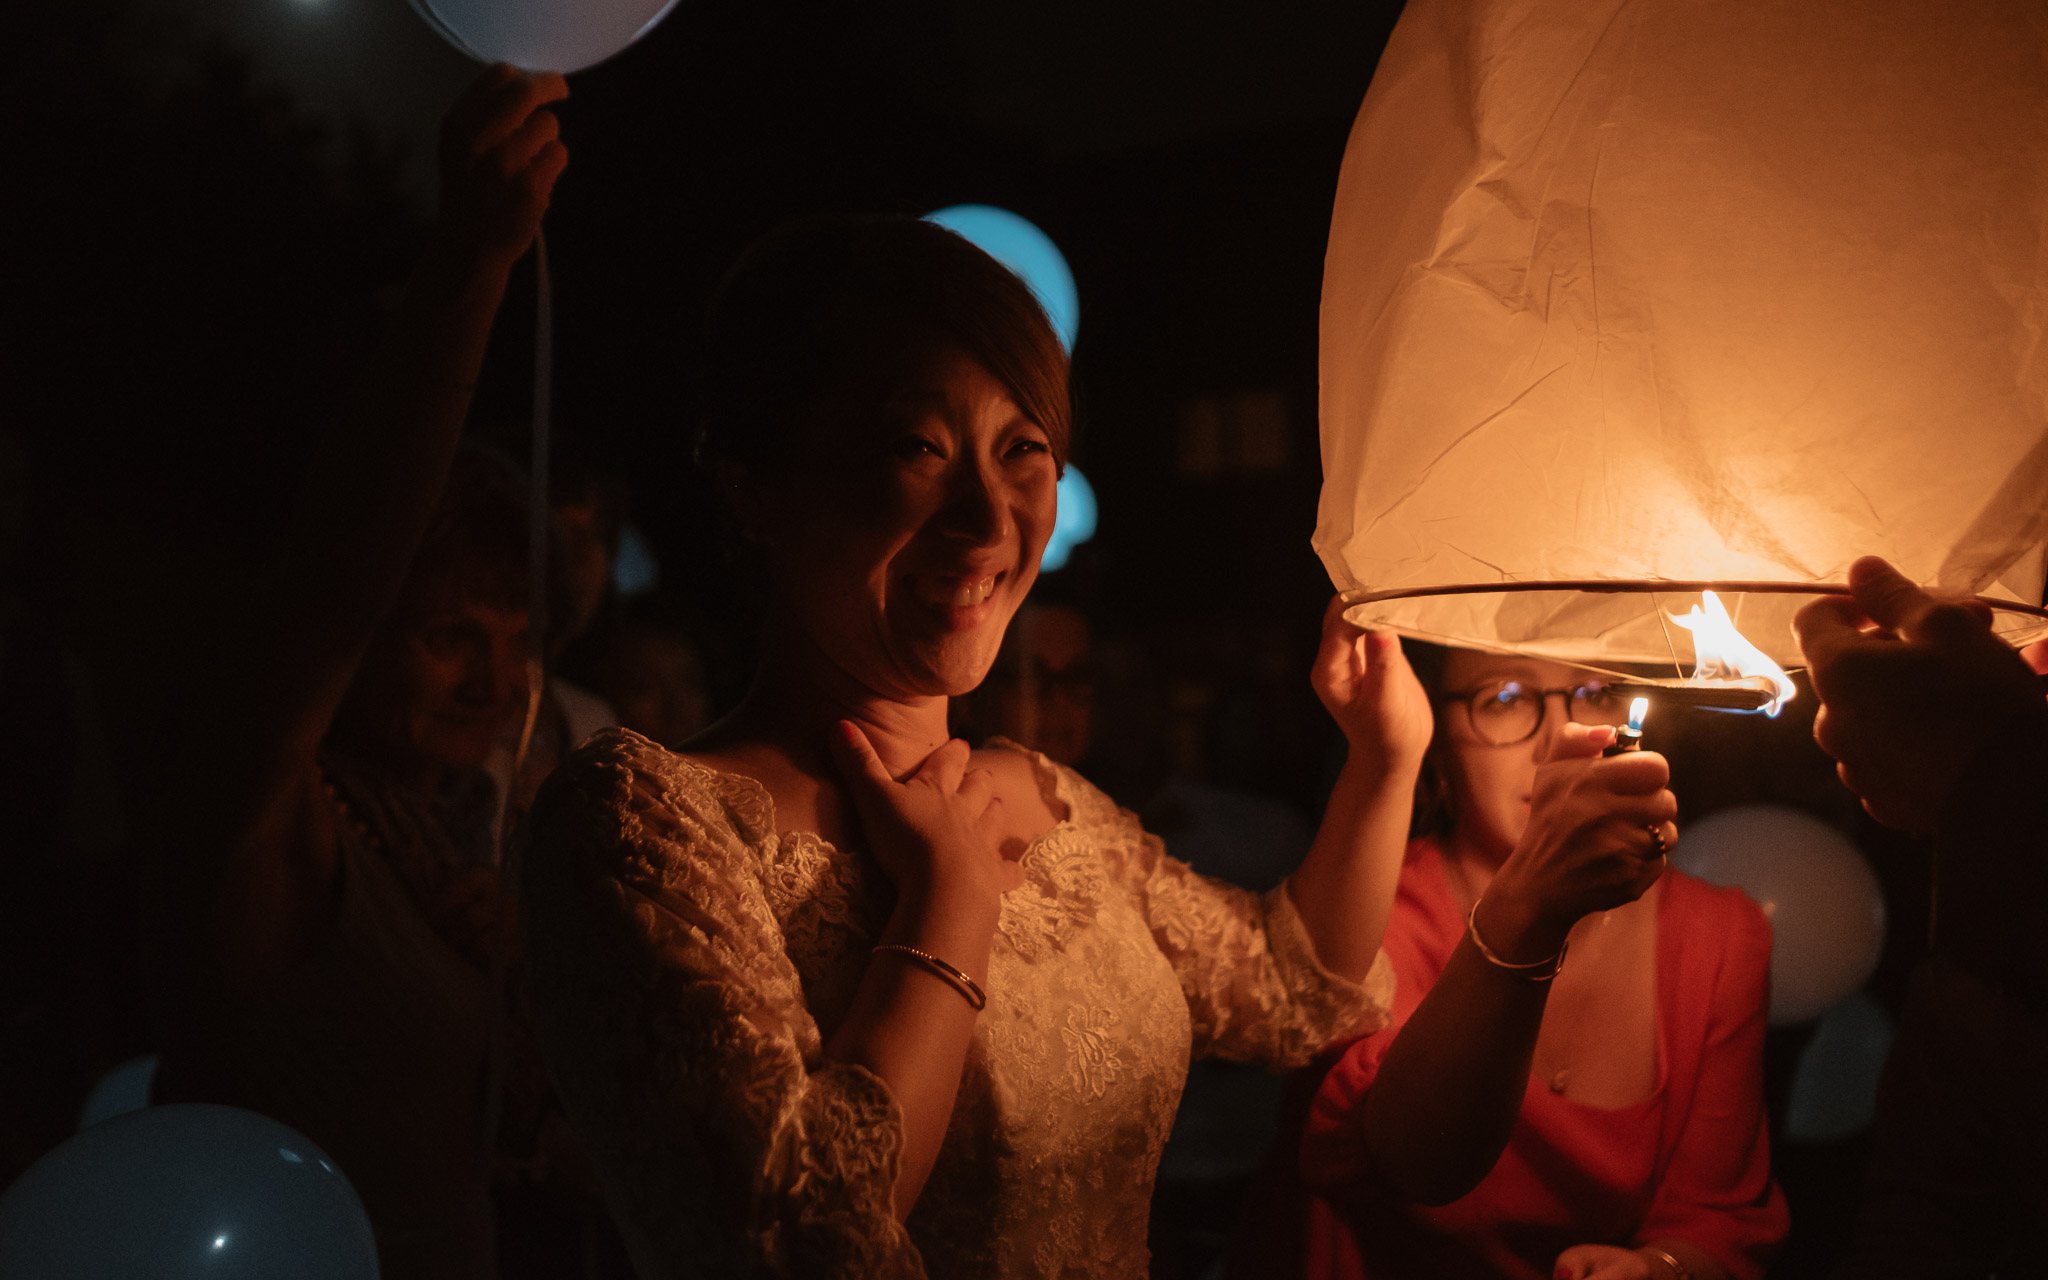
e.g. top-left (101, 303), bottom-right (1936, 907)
top-left (1242, 642), bottom-right (1785, 1280)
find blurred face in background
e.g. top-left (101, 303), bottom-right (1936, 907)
top-left (978, 602), bottom-right (1094, 765)
top-left (333, 567), bottom-right (529, 788)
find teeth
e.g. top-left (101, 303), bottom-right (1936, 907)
top-left (915, 575), bottom-right (996, 608)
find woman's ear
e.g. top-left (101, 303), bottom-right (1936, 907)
top-left (718, 459), bottom-right (776, 548)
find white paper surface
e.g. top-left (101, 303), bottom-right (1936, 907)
top-left (1315, 0), bottom-right (2048, 666)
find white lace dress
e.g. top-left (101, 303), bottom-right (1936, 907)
top-left (522, 728), bottom-right (1393, 1279)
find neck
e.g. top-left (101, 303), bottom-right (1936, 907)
top-left (1440, 823), bottom-right (1511, 905)
top-left (723, 613), bottom-right (956, 778)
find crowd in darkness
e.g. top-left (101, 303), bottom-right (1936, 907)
top-left (5, 6), bottom-right (2048, 1280)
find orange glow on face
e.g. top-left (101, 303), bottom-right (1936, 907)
top-left (1670, 590), bottom-right (1797, 716)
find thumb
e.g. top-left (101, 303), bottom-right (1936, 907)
top-left (1536, 720), bottom-right (1614, 766)
top-left (827, 720), bottom-right (895, 794)
top-left (1846, 555), bottom-right (1932, 634)
top-left (1314, 596), bottom-right (1367, 686)
top-left (1552, 1246), bottom-right (1593, 1280)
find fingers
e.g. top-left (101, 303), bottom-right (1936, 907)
top-left (914, 738), bottom-right (972, 792)
top-left (1313, 597), bottom-right (1367, 689)
top-left (828, 719), bottom-right (894, 790)
top-left (958, 765), bottom-right (996, 815)
top-left (1845, 555), bottom-right (1927, 631)
top-left (443, 66), bottom-right (570, 169)
top-left (1793, 594), bottom-right (1875, 674)
top-left (1537, 721), bottom-right (1615, 765)
top-left (1592, 748), bottom-right (1672, 796)
top-left (496, 107), bottom-right (564, 178)
top-left (1552, 1245), bottom-right (1598, 1280)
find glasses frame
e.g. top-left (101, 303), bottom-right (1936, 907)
top-left (1438, 679), bottom-right (1633, 747)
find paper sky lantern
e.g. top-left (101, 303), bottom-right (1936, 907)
top-left (1316, 0), bottom-right (2048, 678)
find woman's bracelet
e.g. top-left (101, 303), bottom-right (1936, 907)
top-left (1638, 1246), bottom-right (1693, 1280)
top-left (1466, 903), bottom-right (1568, 981)
top-left (871, 944), bottom-right (988, 1011)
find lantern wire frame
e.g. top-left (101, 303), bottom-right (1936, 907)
top-left (1340, 579), bottom-right (2048, 692)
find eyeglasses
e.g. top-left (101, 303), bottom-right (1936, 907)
top-left (1441, 679), bottom-right (1634, 747)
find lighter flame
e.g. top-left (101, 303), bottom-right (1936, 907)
top-left (1669, 590), bottom-right (1797, 716)
top-left (1628, 697), bottom-right (1649, 733)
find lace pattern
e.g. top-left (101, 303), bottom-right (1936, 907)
top-left (523, 729), bottom-right (1392, 1279)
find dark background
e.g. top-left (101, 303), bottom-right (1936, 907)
top-left (6, 1), bottom-right (1930, 1275)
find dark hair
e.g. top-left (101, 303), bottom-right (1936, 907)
top-left (1401, 637), bottom-right (1460, 840)
top-left (694, 215), bottom-right (1072, 476)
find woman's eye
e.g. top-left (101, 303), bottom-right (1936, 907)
top-left (1006, 437), bottom-right (1050, 459)
top-left (889, 435), bottom-right (944, 461)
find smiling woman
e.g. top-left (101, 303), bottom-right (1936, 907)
top-left (518, 216), bottom-right (1407, 1279)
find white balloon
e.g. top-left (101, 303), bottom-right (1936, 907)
top-left (408, 0), bottom-right (683, 74)
top-left (1671, 804), bottom-right (1885, 1025)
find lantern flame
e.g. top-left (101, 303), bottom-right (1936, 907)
top-left (1669, 590), bottom-right (1797, 716)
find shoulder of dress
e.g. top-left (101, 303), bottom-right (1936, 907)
top-left (980, 736), bottom-right (1126, 833)
top-left (535, 727), bottom-right (776, 850)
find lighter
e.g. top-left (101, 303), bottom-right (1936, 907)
top-left (1603, 697), bottom-right (1649, 756)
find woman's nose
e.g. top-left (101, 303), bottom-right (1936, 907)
top-left (937, 457), bottom-right (1010, 546)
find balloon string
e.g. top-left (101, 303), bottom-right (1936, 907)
top-left (481, 225), bottom-right (552, 1176)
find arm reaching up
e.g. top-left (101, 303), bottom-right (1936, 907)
top-left (149, 65), bottom-right (568, 989)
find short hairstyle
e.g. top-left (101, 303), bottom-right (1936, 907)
top-left (695, 215), bottom-right (1072, 477)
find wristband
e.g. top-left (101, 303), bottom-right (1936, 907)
top-left (872, 944), bottom-right (988, 1011)
top-left (1467, 903), bottom-right (1567, 981)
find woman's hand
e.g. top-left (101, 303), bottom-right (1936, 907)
top-left (434, 64), bottom-right (570, 273)
top-left (1553, 1244), bottom-right (1657, 1280)
top-left (828, 722), bottom-right (1018, 911)
top-left (1479, 723), bottom-right (1677, 960)
top-left (1312, 596), bottom-right (1433, 777)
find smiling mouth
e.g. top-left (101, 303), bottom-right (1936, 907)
top-left (910, 573), bottom-right (1001, 610)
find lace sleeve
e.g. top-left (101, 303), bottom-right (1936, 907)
top-left (1058, 763), bottom-right (1394, 1069)
top-left (521, 731), bottom-right (922, 1279)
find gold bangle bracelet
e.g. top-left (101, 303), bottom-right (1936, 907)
top-left (1639, 1246), bottom-right (1692, 1280)
top-left (871, 944), bottom-right (987, 1011)
top-left (1466, 903), bottom-right (1567, 981)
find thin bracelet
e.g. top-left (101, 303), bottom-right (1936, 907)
top-left (1465, 903), bottom-right (1567, 982)
top-left (871, 944), bottom-right (988, 1011)
top-left (1639, 1246), bottom-right (1692, 1280)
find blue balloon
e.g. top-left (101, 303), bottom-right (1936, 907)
top-left (1041, 466), bottom-right (1098, 573)
top-left (0, 1104), bottom-right (378, 1280)
top-left (1784, 991), bottom-right (1895, 1143)
top-left (924, 205), bottom-right (1081, 352)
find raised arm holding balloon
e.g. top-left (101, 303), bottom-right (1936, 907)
top-left (143, 67), bottom-right (569, 1280)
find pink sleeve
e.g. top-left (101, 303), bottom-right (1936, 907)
top-left (1638, 902), bottom-right (1788, 1280)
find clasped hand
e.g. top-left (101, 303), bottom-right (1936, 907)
top-left (434, 65), bottom-right (571, 272)
top-left (828, 724), bottom-right (1022, 911)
